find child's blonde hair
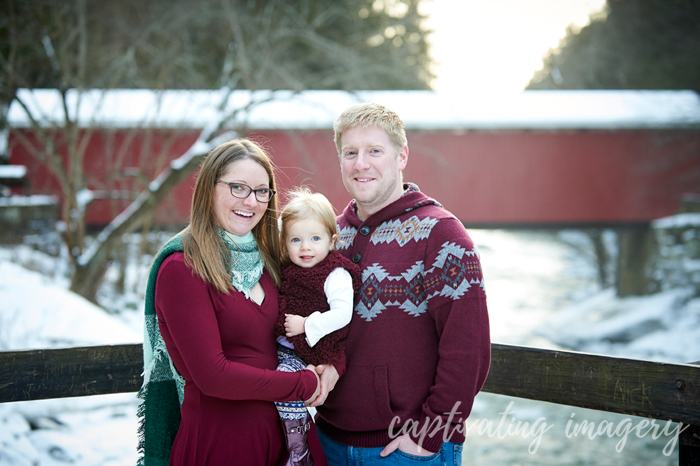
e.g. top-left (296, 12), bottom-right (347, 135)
top-left (279, 187), bottom-right (338, 265)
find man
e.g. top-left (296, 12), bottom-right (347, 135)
top-left (310, 102), bottom-right (490, 465)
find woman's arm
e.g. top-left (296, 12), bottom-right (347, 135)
top-left (156, 255), bottom-right (318, 402)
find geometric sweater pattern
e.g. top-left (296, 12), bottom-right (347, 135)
top-left (337, 209), bottom-right (485, 323)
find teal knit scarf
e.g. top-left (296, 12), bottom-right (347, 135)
top-left (216, 228), bottom-right (263, 300)
top-left (137, 230), bottom-right (263, 465)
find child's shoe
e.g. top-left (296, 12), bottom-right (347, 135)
top-left (281, 417), bottom-right (314, 466)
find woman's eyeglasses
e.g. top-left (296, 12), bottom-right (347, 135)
top-left (216, 181), bottom-right (276, 203)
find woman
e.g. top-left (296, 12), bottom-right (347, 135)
top-left (137, 138), bottom-right (324, 466)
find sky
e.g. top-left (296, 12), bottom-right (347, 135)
top-left (421, 0), bottom-right (608, 93)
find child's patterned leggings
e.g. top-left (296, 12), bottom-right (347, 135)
top-left (275, 345), bottom-right (309, 420)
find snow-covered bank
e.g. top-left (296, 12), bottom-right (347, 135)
top-left (0, 261), bottom-right (140, 350)
top-left (0, 246), bottom-right (142, 466)
top-left (0, 395), bottom-right (138, 466)
top-left (538, 287), bottom-right (700, 363)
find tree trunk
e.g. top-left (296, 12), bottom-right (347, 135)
top-left (586, 228), bottom-right (611, 288)
top-left (70, 252), bottom-right (111, 303)
top-left (68, 144), bottom-right (208, 301)
top-left (616, 224), bottom-right (658, 297)
top-left (114, 236), bottom-right (127, 295)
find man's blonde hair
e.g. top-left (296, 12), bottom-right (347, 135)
top-left (279, 187), bottom-right (338, 265)
top-left (333, 102), bottom-right (407, 157)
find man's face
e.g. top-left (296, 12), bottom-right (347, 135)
top-left (339, 125), bottom-right (408, 220)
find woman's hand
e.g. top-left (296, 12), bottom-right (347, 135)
top-left (304, 364), bottom-right (321, 405)
top-left (284, 314), bottom-right (307, 337)
top-left (307, 364), bottom-right (339, 407)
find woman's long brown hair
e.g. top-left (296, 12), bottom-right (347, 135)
top-left (181, 138), bottom-right (281, 292)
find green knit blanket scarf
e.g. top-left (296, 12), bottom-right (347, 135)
top-left (137, 231), bottom-right (263, 465)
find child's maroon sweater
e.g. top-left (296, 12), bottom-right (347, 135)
top-left (275, 251), bottom-right (361, 366)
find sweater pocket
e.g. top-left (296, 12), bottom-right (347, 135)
top-left (372, 365), bottom-right (397, 427)
top-left (321, 363), bottom-right (398, 431)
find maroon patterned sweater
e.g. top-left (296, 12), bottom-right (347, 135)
top-left (275, 250), bottom-right (361, 366)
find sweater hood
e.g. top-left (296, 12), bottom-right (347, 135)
top-left (341, 183), bottom-right (442, 228)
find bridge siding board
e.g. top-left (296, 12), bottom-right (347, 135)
top-left (0, 343), bottom-right (698, 427)
top-left (9, 128), bottom-right (700, 227)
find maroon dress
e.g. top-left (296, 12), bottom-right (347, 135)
top-left (155, 253), bottom-right (325, 466)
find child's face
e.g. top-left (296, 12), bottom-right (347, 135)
top-left (285, 217), bottom-right (336, 268)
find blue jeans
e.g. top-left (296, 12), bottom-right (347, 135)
top-left (317, 427), bottom-right (463, 466)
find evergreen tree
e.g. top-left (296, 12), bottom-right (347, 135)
top-left (527, 0), bottom-right (700, 92)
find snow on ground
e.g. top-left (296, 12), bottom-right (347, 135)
top-left (0, 229), bottom-right (697, 465)
top-left (0, 260), bottom-right (140, 350)
top-left (0, 397), bottom-right (138, 466)
top-left (537, 287), bottom-right (700, 363)
top-left (0, 244), bottom-right (142, 466)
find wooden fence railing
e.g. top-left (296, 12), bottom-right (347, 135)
top-left (1, 343), bottom-right (698, 464)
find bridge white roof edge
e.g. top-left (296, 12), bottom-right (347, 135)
top-left (8, 89), bottom-right (700, 130)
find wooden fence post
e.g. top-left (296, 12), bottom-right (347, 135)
top-left (679, 424), bottom-right (700, 466)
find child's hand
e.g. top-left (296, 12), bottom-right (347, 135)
top-left (284, 314), bottom-right (306, 337)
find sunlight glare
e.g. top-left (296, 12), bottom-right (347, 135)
top-left (421, 0), bottom-right (607, 93)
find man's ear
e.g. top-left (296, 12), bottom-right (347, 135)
top-left (397, 145), bottom-right (408, 170)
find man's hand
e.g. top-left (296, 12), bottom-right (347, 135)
top-left (380, 434), bottom-right (436, 457)
top-left (307, 364), bottom-right (339, 407)
top-left (284, 314), bottom-right (306, 337)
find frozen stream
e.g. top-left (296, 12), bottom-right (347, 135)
top-left (0, 229), bottom-right (693, 465)
top-left (463, 230), bottom-right (683, 466)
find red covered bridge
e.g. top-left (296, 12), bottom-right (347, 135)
top-left (7, 89), bottom-right (700, 227)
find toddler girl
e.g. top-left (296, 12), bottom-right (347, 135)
top-left (274, 188), bottom-right (361, 466)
